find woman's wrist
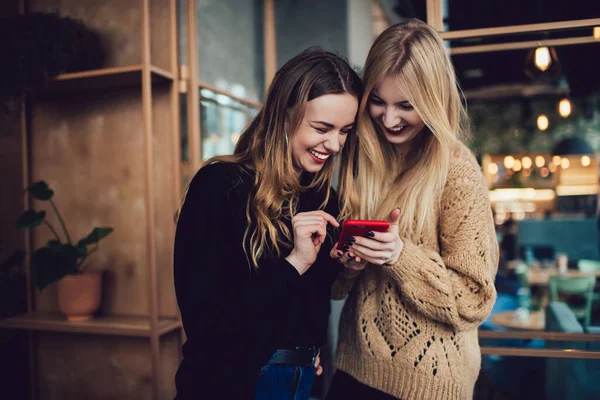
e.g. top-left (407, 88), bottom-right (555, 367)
top-left (285, 250), bottom-right (312, 275)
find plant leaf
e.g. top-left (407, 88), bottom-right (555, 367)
top-left (77, 227), bottom-right (114, 247)
top-left (15, 210), bottom-right (46, 229)
top-left (27, 181), bottom-right (54, 201)
top-left (31, 244), bottom-right (79, 291)
top-left (76, 244), bottom-right (88, 257)
top-left (47, 240), bottom-right (62, 251)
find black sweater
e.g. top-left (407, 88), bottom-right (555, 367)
top-left (173, 162), bottom-right (341, 399)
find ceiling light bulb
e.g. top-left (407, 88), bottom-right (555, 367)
top-left (537, 114), bottom-right (549, 131)
top-left (535, 47), bottom-right (551, 71)
top-left (522, 157), bottom-right (532, 169)
top-left (558, 98), bottom-right (571, 118)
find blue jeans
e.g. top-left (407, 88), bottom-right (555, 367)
top-left (254, 348), bottom-right (317, 400)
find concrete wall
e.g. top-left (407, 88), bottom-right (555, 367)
top-left (275, 0), bottom-right (349, 67)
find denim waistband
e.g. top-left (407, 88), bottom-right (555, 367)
top-left (267, 346), bottom-right (318, 367)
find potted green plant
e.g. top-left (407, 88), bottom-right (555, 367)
top-left (4, 181), bottom-right (113, 321)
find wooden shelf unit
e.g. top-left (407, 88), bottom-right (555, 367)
top-left (43, 65), bottom-right (174, 94)
top-left (0, 1), bottom-right (183, 399)
top-left (0, 312), bottom-right (181, 338)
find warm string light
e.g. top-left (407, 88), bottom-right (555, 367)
top-left (504, 155), bottom-right (515, 169)
top-left (581, 156), bottom-right (591, 167)
top-left (497, 154), bottom-right (558, 179)
top-left (513, 159), bottom-right (522, 172)
top-left (494, 153), bottom-right (587, 180)
top-left (535, 156), bottom-right (545, 168)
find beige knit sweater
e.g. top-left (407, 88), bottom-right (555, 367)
top-left (332, 144), bottom-right (499, 400)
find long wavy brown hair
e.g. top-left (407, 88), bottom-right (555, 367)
top-left (179, 48), bottom-right (362, 269)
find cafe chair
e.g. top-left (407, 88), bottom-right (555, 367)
top-left (514, 262), bottom-right (529, 288)
top-left (577, 259), bottom-right (600, 303)
top-left (549, 276), bottom-right (597, 326)
top-left (578, 259), bottom-right (600, 273)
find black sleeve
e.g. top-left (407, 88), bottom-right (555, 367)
top-left (173, 164), bottom-right (301, 399)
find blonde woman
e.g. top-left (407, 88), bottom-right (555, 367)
top-left (173, 48), bottom-right (362, 399)
top-left (328, 20), bottom-right (498, 400)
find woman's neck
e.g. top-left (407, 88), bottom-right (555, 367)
top-left (394, 142), bottom-right (412, 158)
top-left (394, 129), bottom-right (429, 161)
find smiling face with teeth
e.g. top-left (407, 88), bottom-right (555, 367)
top-left (368, 75), bottom-right (426, 154)
top-left (290, 93), bottom-right (358, 174)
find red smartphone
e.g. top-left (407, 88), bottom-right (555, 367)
top-left (336, 220), bottom-right (390, 250)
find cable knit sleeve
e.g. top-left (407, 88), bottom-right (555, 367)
top-left (382, 151), bottom-right (498, 332)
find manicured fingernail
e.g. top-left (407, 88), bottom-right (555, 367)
top-left (346, 236), bottom-right (355, 243)
top-left (337, 251), bottom-right (343, 256)
top-left (366, 231), bottom-right (375, 238)
top-left (345, 240), bottom-right (353, 246)
top-left (342, 245), bottom-right (349, 251)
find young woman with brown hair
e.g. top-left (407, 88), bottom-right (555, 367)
top-left (174, 47), bottom-right (362, 399)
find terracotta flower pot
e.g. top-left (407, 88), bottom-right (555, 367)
top-left (56, 272), bottom-right (102, 321)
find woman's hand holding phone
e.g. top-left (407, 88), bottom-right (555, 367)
top-left (331, 208), bottom-right (404, 268)
top-left (286, 211), bottom-right (339, 275)
top-left (330, 248), bottom-right (369, 270)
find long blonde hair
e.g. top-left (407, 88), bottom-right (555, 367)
top-left (178, 48), bottom-right (362, 268)
top-left (344, 19), bottom-right (469, 241)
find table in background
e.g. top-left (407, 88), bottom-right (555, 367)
top-left (491, 310), bottom-right (545, 330)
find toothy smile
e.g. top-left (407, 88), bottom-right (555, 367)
top-left (384, 124), bottom-right (408, 135)
top-left (309, 149), bottom-right (331, 161)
